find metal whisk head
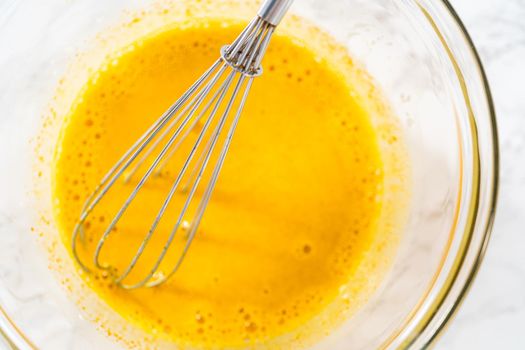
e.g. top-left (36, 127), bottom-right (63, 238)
top-left (72, 0), bottom-right (294, 289)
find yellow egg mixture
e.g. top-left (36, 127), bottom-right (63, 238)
top-left (42, 4), bottom-right (409, 350)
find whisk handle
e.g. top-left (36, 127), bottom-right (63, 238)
top-left (257, 0), bottom-right (294, 26)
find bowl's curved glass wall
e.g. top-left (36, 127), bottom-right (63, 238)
top-left (0, 0), bottom-right (496, 348)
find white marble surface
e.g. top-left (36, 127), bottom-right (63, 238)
top-left (439, 0), bottom-right (525, 349)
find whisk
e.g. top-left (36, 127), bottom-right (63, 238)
top-left (72, 0), bottom-right (294, 289)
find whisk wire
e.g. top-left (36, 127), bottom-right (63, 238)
top-left (115, 71), bottom-right (237, 287)
top-left (139, 25), bottom-right (278, 285)
top-left (121, 72), bottom-right (241, 288)
top-left (154, 67), bottom-right (231, 175)
top-left (115, 72), bottom-right (234, 283)
top-left (92, 63), bottom-right (231, 270)
top-left (157, 76), bottom-right (255, 287)
top-left (123, 62), bottom-right (228, 182)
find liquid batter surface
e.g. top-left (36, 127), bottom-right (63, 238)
top-left (44, 6), bottom-right (409, 349)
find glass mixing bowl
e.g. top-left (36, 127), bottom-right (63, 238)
top-left (0, 0), bottom-right (497, 349)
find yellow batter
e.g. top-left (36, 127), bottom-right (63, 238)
top-left (46, 10), bottom-right (408, 350)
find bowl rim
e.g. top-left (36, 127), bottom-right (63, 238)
top-left (0, 0), bottom-right (499, 348)
top-left (396, 0), bottom-right (499, 348)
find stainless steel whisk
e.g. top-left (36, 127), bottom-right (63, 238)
top-left (72, 0), bottom-right (294, 289)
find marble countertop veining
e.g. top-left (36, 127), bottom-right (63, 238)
top-left (440, 0), bottom-right (525, 348)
